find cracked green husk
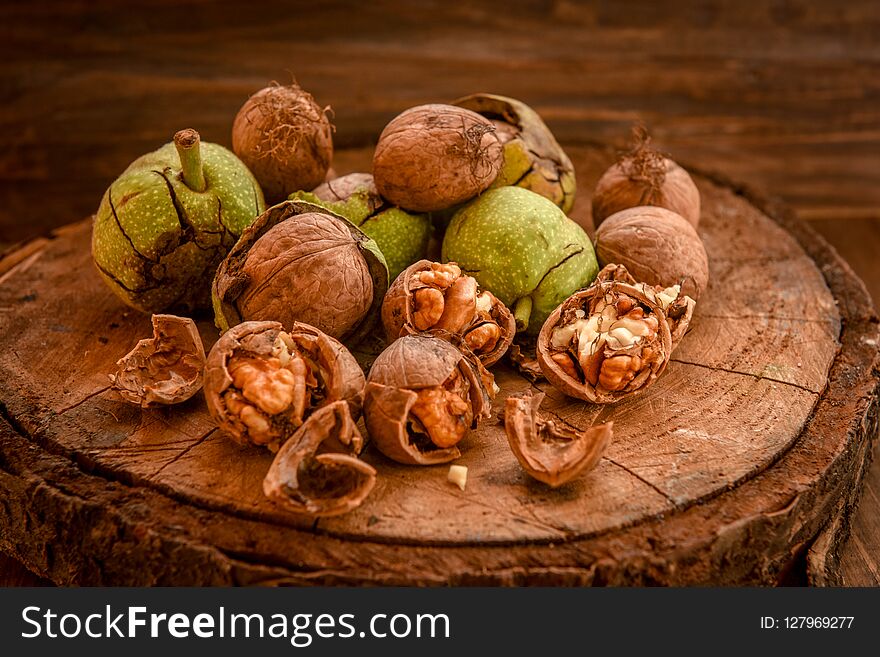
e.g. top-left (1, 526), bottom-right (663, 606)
top-left (442, 186), bottom-right (597, 334)
top-left (91, 131), bottom-right (266, 313)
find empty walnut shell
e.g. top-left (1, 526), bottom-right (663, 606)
top-left (204, 320), bottom-right (365, 451)
top-left (594, 205), bottom-right (709, 301)
top-left (212, 200), bottom-right (389, 344)
top-left (537, 264), bottom-right (695, 404)
top-left (364, 334), bottom-right (493, 465)
top-left (504, 389), bottom-right (612, 487)
top-left (372, 104), bottom-right (504, 212)
top-left (263, 401), bottom-right (376, 517)
top-left (110, 314), bottom-right (206, 407)
top-left (381, 260), bottom-right (515, 367)
top-left (453, 93), bottom-right (576, 212)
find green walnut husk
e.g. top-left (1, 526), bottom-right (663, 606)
top-left (92, 129), bottom-right (266, 313)
top-left (291, 173), bottom-right (432, 280)
top-left (212, 200), bottom-right (389, 346)
top-left (442, 186), bottom-right (598, 334)
top-left (452, 93), bottom-right (576, 213)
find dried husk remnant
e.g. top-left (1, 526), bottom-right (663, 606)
top-left (594, 205), bottom-right (709, 300)
top-left (537, 264), bottom-right (695, 404)
top-left (453, 93), bottom-right (576, 212)
top-left (364, 334), bottom-right (494, 465)
top-left (204, 320), bottom-right (365, 451)
top-left (212, 200), bottom-right (388, 344)
top-left (381, 260), bottom-right (515, 366)
top-left (232, 82), bottom-right (334, 203)
top-left (110, 314), bottom-right (206, 407)
top-left (591, 126), bottom-right (701, 229)
top-left (263, 401), bottom-right (376, 517)
top-left (504, 389), bottom-right (612, 487)
top-left (372, 104), bottom-right (504, 212)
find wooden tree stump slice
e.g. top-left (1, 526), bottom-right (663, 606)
top-left (0, 143), bottom-right (877, 585)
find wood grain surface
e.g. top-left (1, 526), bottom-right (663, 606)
top-left (0, 0), bottom-right (878, 584)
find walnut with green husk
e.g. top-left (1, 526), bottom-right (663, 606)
top-left (381, 260), bottom-right (515, 367)
top-left (110, 314), bottom-right (205, 407)
top-left (291, 172), bottom-right (433, 279)
top-left (442, 186), bottom-right (598, 334)
top-left (212, 200), bottom-right (388, 344)
top-left (263, 401), bottom-right (376, 517)
top-left (537, 265), bottom-right (695, 403)
top-left (92, 129), bottom-right (265, 313)
top-left (363, 334), bottom-right (494, 465)
top-left (204, 321), bottom-right (365, 452)
top-left (504, 389), bottom-right (612, 488)
top-left (453, 93), bottom-right (576, 212)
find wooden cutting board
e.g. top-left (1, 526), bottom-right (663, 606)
top-left (0, 143), bottom-right (877, 585)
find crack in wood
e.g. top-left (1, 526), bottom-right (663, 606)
top-left (55, 385), bottom-right (112, 415)
top-left (603, 456), bottom-right (676, 506)
top-left (150, 428), bottom-right (217, 479)
top-left (671, 358), bottom-right (822, 395)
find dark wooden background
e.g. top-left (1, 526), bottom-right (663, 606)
top-left (0, 0), bottom-right (877, 585)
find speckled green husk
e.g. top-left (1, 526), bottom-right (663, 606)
top-left (292, 183), bottom-right (432, 280)
top-left (442, 187), bottom-right (598, 334)
top-left (92, 136), bottom-right (266, 313)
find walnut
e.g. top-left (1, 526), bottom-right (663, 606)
top-left (536, 264), bottom-right (695, 404)
top-left (363, 334), bottom-right (494, 465)
top-left (263, 401), bottom-right (376, 517)
top-left (372, 104), bottom-right (504, 212)
top-left (381, 260), bottom-right (515, 367)
top-left (594, 205), bottom-right (709, 300)
top-left (204, 320), bottom-right (365, 451)
top-left (109, 314), bottom-right (205, 407)
top-left (212, 200), bottom-right (388, 344)
top-left (504, 389), bottom-right (612, 487)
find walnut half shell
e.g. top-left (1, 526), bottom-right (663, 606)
top-left (204, 320), bottom-right (365, 451)
top-left (263, 401), bottom-right (376, 517)
top-left (364, 334), bottom-right (494, 465)
top-left (504, 389), bottom-right (612, 488)
top-left (537, 264), bottom-right (695, 404)
top-left (110, 314), bottom-right (205, 407)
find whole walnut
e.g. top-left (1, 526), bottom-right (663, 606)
top-left (372, 104), bottom-right (504, 212)
top-left (212, 200), bottom-right (389, 344)
top-left (594, 206), bottom-right (709, 300)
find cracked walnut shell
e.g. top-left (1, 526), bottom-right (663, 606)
top-left (537, 264), bottom-right (695, 404)
top-left (204, 320), bottom-right (365, 451)
top-left (363, 334), bottom-right (494, 465)
top-left (381, 260), bottom-right (515, 367)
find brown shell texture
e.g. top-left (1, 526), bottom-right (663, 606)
top-left (381, 259), bottom-right (515, 367)
top-left (110, 314), bottom-right (205, 408)
top-left (372, 104), bottom-right (504, 212)
top-left (232, 83), bottom-right (334, 203)
top-left (594, 205), bottom-right (710, 300)
top-left (504, 389), bottom-right (613, 488)
top-left (591, 138), bottom-right (701, 229)
top-left (363, 334), bottom-right (493, 465)
top-left (263, 401), bottom-right (376, 517)
top-left (536, 264), bottom-right (695, 404)
top-left (213, 201), bottom-right (386, 344)
top-left (203, 320), bottom-right (365, 449)
top-left (311, 172), bottom-right (380, 206)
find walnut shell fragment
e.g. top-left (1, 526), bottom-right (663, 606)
top-left (110, 314), bottom-right (205, 408)
top-left (364, 334), bottom-right (494, 465)
top-left (382, 260), bottom-right (515, 366)
top-left (372, 104), bottom-right (504, 212)
top-left (263, 401), bottom-right (376, 517)
top-left (537, 264), bottom-right (695, 404)
top-left (204, 320), bottom-right (365, 451)
top-left (453, 93), bottom-right (576, 212)
top-left (504, 389), bottom-right (612, 487)
top-left (212, 200), bottom-right (388, 344)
